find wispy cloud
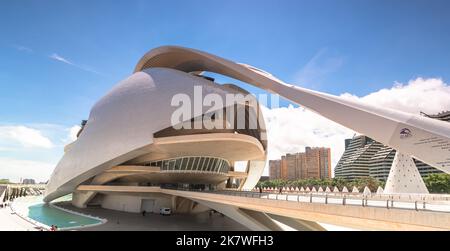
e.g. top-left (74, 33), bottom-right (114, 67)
top-left (294, 47), bottom-right (344, 89)
top-left (0, 125), bottom-right (54, 149)
top-left (49, 53), bottom-right (104, 76)
top-left (12, 44), bottom-right (33, 53)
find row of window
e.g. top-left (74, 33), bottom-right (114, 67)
top-left (144, 156), bottom-right (230, 173)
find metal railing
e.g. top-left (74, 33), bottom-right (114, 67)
top-left (172, 188), bottom-right (450, 213)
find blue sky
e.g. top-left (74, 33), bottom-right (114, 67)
top-left (1, 0), bottom-right (450, 181)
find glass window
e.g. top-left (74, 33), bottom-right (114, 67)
top-left (162, 160), bottom-right (170, 171)
top-left (188, 157), bottom-right (194, 170)
top-left (215, 159), bottom-right (221, 171)
top-left (203, 158), bottom-right (209, 171)
top-left (192, 157), bottom-right (200, 170)
top-left (175, 158), bottom-right (182, 170)
top-left (217, 160), bottom-right (225, 172)
top-left (203, 157), bottom-right (210, 171)
top-left (156, 157), bottom-right (231, 173)
top-left (222, 161), bottom-right (229, 173)
top-left (208, 159), bottom-right (216, 172)
top-left (213, 159), bottom-right (219, 172)
top-left (205, 159), bottom-right (211, 171)
top-left (180, 157), bottom-right (187, 170)
top-left (185, 158), bottom-right (192, 170)
top-left (218, 161), bottom-right (224, 173)
top-left (168, 159), bottom-right (176, 170)
top-left (198, 157), bottom-right (205, 171)
top-left (216, 159), bottom-right (223, 172)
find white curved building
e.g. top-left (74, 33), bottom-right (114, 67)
top-left (45, 46), bottom-right (450, 214)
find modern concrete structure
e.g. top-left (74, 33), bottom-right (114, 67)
top-left (44, 46), bottom-right (450, 230)
top-left (45, 58), bottom-right (268, 212)
top-left (384, 152), bottom-right (429, 194)
top-left (335, 136), bottom-right (381, 179)
top-left (422, 110), bottom-right (450, 122)
top-left (336, 110), bottom-right (449, 181)
top-left (77, 185), bottom-right (450, 231)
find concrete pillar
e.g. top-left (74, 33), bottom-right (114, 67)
top-left (72, 191), bottom-right (97, 208)
top-left (193, 199), bottom-right (283, 231)
top-left (384, 151), bottom-right (429, 194)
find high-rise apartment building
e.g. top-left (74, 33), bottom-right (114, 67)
top-left (269, 147), bottom-right (331, 180)
top-left (269, 160), bottom-right (281, 180)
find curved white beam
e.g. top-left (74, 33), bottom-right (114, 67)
top-left (135, 46), bottom-right (450, 173)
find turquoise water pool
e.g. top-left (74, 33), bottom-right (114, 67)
top-left (24, 195), bottom-right (103, 229)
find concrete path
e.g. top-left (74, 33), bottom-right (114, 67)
top-left (56, 201), bottom-right (249, 231)
top-left (0, 207), bottom-right (38, 231)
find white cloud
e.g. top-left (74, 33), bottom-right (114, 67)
top-left (294, 47), bottom-right (344, 88)
top-left (0, 158), bottom-right (55, 183)
top-left (49, 53), bottom-right (103, 75)
top-left (262, 77), bottom-right (450, 176)
top-left (0, 124), bottom-right (75, 183)
top-left (262, 105), bottom-right (354, 176)
top-left (12, 44), bottom-right (33, 53)
top-left (68, 125), bottom-right (81, 142)
top-left (340, 77), bottom-right (450, 115)
top-left (0, 126), bottom-right (53, 149)
top-left (49, 53), bottom-right (72, 65)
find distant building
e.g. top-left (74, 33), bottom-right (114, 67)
top-left (335, 111), bottom-right (449, 180)
top-left (269, 147), bottom-right (331, 180)
top-left (22, 179), bottom-right (36, 184)
top-left (269, 160), bottom-right (281, 180)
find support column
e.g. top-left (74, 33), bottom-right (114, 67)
top-left (267, 214), bottom-right (326, 231)
top-left (72, 191), bottom-right (97, 208)
top-left (193, 199), bottom-right (283, 231)
top-left (384, 151), bottom-right (429, 194)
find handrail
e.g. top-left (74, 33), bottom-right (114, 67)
top-left (166, 187), bottom-right (450, 213)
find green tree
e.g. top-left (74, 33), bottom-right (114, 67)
top-left (423, 173), bottom-right (450, 193)
top-left (0, 179), bottom-right (10, 184)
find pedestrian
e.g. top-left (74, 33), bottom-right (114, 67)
top-left (142, 210), bottom-right (146, 216)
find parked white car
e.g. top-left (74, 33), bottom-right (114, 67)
top-left (160, 207), bottom-right (171, 216)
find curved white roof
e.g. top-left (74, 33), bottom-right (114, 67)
top-left (45, 67), bottom-right (267, 202)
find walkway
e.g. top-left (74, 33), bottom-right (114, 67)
top-left (55, 201), bottom-right (248, 231)
top-left (77, 185), bottom-right (450, 230)
top-left (0, 207), bottom-right (38, 231)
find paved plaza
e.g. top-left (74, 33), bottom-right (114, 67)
top-left (55, 201), bottom-right (249, 231)
top-left (0, 206), bottom-right (37, 231)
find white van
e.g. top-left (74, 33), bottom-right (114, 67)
top-left (160, 207), bottom-right (171, 216)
